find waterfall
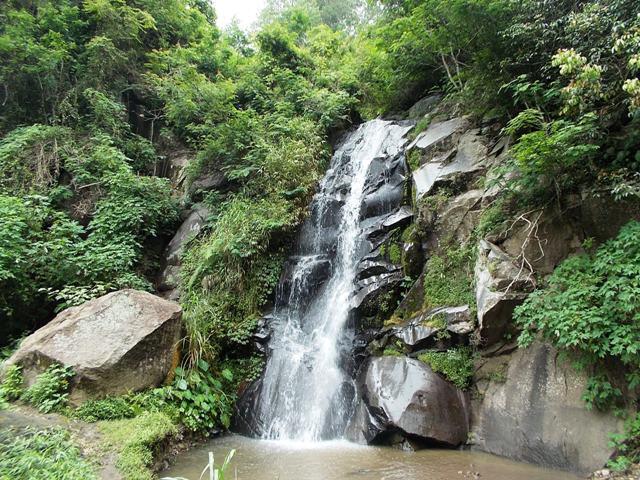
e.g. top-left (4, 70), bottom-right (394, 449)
top-left (238, 119), bottom-right (413, 442)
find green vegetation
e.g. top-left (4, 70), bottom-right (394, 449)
top-left (516, 221), bottom-right (640, 411)
top-left (418, 347), bottom-right (474, 389)
top-left (0, 427), bottom-right (98, 480)
top-left (99, 411), bottom-right (177, 480)
top-left (74, 396), bottom-right (136, 422)
top-left (423, 242), bottom-right (475, 312)
top-left (21, 363), bottom-right (74, 413)
top-left (609, 413), bottom-right (640, 471)
top-left (0, 364), bottom-right (23, 402)
top-left (171, 361), bottom-right (234, 431)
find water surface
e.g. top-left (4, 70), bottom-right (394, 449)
top-left (161, 434), bottom-right (580, 480)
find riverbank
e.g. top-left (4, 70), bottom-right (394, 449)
top-left (0, 404), bottom-right (204, 480)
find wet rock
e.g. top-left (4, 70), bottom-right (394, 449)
top-left (401, 240), bottom-right (423, 278)
top-left (356, 356), bottom-right (469, 446)
top-left (164, 204), bottom-right (209, 267)
top-left (471, 342), bottom-right (622, 474)
top-left (406, 94), bottom-right (443, 119)
top-left (435, 189), bottom-right (484, 244)
top-left (5, 290), bottom-right (182, 404)
top-left (474, 240), bottom-right (530, 347)
top-left (351, 270), bottom-right (404, 314)
top-left (392, 306), bottom-right (473, 351)
top-left (412, 130), bottom-right (486, 199)
top-left (187, 167), bottom-right (229, 199)
top-left (407, 117), bottom-right (468, 153)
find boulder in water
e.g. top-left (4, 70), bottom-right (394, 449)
top-left (356, 356), bottom-right (469, 446)
top-left (5, 289), bottom-right (182, 404)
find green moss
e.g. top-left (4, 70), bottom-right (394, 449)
top-left (421, 312), bottom-right (446, 329)
top-left (407, 149), bottom-right (423, 171)
top-left (383, 348), bottom-right (404, 357)
top-left (388, 243), bottom-right (402, 264)
top-left (423, 242), bottom-right (476, 313)
top-left (99, 412), bottom-right (177, 480)
top-left (418, 347), bottom-right (474, 389)
top-left (476, 198), bottom-right (508, 238)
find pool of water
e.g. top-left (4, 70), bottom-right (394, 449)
top-left (160, 434), bottom-right (580, 480)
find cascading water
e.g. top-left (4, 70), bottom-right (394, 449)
top-left (236, 119), bottom-right (413, 442)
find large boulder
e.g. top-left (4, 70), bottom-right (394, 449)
top-left (5, 290), bottom-right (182, 404)
top-left (354, 356), bottom-right (469, 447)
top-left (471, 342), bottom-right (622, 474)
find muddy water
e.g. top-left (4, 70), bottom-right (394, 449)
top-left (161, 434), bottom-right (580, 480)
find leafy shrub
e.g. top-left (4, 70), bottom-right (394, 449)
top-left (99, 411), bottom-right (177, 480)
top-left (418, 347), bottom-right (474, 389)
top-left (608, 413), bottom-right (640, 472)
top-left (74, 396), bottom-right (136, 422)
top-left (0, 365), bottom-right (23, 402)
top-left (169, 361), bottom-right (234, 432)
top-left (515, 221), bottom-right (640, 410)
top-left (0, 427), bottom-right (97, 480)
top-left (21, 364), bottom-right (74, 413)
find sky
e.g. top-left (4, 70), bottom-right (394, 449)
top-left (213, 0), bottom-right (268, 30)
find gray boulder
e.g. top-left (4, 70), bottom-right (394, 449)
top-left (357, 356), bottom-right (469, 446)
top-left (158, 204), bottom-right (209, 295)
top-left (471, 342), bottom-right (622, 474)
top-left (5, 290), bottom-right (182, 404)
top-left (475, 240), bottom-right (530, 346)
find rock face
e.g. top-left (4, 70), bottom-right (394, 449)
top-left (158, 204), bottom-right (210, 299)
top-left (391, 306), bottom-right (473, 351)
top-left (351, 356), bottom-right (469, 446)
top-left (409, 120), bottom-right (487, 200)
top-left (474, 240), bottom-right (531, 347)
top-left (472, 342), bottom-right (621, 474)
top-left (5, 290), bottom-right (182, 403)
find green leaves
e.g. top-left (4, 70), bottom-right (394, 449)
top-left (515, 221), bottom-right (640, 411)
top-left (169, 363), bottom-right (235, 432)
top-left (21, 363), bottom-right (75, 413)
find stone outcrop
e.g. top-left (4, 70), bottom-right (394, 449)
top-left (158, 204), bottom-right (210, 299)
top-left (410, 124), bottom-right (487, 199)
top-left (350, 356), bottom-right (469, 447)
top-left (474, 240), bottom-right (531, 347)
top-left (471, 342), bottom-right (622, 474)
top-left (390, 306), bottom-right (473, 351)
top-left (5, 290), bottom-right (182, 404)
